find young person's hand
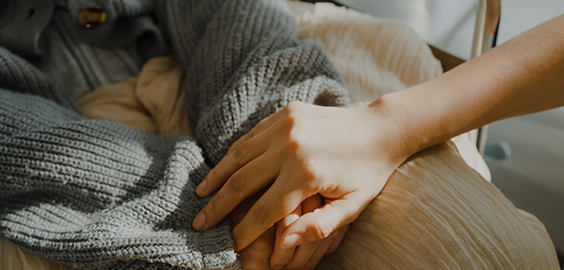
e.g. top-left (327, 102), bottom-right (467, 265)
top-left (194, 101), bottom-right (408, 251)
top-left (206, 12), bottom-right (564, 266)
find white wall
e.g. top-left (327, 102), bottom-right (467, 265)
top-left (338, 0), bottom-right (564, 56)
top-left (336, 0), bottom-right (432, 39)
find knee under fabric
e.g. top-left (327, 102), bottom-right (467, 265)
top-left (2, 142), bottom-right (558, 270)
top-left (317, 141), bottom-right (559, 270)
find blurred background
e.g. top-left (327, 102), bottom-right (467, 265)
top-left (334, 0), bottom-right (564, 264)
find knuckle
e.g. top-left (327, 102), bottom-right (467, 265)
top-left (312, 219), bottom-right (334, 240)
top-left (252, 204), bottom-right (271, 227)
top-left (227, 172), bottom-right (246, 195)
top-left (230, 142), bottom-right (247, 165)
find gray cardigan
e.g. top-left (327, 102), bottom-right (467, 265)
top-left (0, 0), bottom-right (349, 269)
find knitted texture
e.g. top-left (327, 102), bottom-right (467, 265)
top-left (157, 0), bottom-right (349, 163)
top-left (0, 47), bottom-right (80, 112)
top-left (0, 0), bottom-right (348, 269)
top-left (0, 90), bottom-right (236, 270)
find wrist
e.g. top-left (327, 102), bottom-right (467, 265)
top-left (362, 95), bottom-right (420, 167)
top-left (365, 86), bottom-right (462, 162)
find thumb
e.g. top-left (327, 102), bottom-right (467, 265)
top-left (280, 197), bottom-right (363, 249)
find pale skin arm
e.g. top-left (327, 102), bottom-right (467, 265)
top-left (193, 13), bottom-right (564, 258)
top-left (388, 14), bottom-right (564, 156)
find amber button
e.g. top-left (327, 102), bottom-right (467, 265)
top-left (78, 6), bottom-right (106, 29)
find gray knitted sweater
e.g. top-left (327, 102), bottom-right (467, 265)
top-left (0, 0), bottom-right (348, 269)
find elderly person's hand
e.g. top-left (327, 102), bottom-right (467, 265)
top-left (193, 101), bottom-right (407, 252)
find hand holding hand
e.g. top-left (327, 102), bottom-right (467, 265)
top-left (234, 194), bottom-right (349, 270)
top-left (269, 194), bottom-right (349, 270)
top-left (193, 101), bottom-right (409, 251)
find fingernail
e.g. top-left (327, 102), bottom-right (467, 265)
top-left (282, 234), bottom-right (303, 249)
top-left (193, 213), bottom-right (206, 231)
top-left (196, 180), bottom-right (206, 196)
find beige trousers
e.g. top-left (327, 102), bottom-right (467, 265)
top-left (316, 142), bottom-right (559, 269)
top-left (2, 142), bottom-right (559, 270)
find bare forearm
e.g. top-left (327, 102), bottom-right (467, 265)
top-left (373, 14), bottom-right (564, 157)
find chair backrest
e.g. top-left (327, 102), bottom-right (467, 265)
top-left (472, 0), bottom-right (500, 154)
top-left (305, 0), bottom-right (501, 154)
